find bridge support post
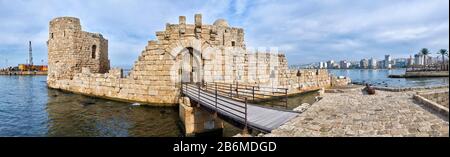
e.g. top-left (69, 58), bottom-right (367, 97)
top-left (179, 97), bottom-right (224, 136)
top-left (214, 84), bottom-right (218, 118)
top-left (242, 97), bottom-right (249, 136)
top-left (285, 88), bottom-right (288, 108)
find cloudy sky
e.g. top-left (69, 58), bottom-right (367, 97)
top-left (0, 0), bottom-right (448, 68)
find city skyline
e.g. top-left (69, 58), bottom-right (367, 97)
top-left (300, 50), bottom-right (448, 69)
top-left (0, 0), bottom-right (448, 68)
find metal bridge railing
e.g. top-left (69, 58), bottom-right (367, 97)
top-left (202, 82), bottom-right (289, 109)
top-left (181, 82), bottom-right (249, 130)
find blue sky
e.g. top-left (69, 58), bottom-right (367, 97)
top-left (0, 0), bottom-right (448, 68)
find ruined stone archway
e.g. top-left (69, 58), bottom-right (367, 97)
top-left (168, 38), bottom-right (213, 86)
top-left (177, 47), bottom-right (200, 83)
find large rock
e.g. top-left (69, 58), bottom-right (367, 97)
top-left (294, 103), bottom-right (311, 113)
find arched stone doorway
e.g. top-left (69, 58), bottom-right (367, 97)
top-left (178, 47), bottom-right (202, 84)
top-left (167, 38), bottom-right (208, 90)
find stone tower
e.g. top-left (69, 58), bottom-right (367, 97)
top-left (47, 17), bottom-right (110, 87)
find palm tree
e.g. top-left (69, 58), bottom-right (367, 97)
top-left (438, 49), bottom-right (448, 70)
top-left (420, 48), bottom-right (430, 65)
top-left (438, 49), bottom-right (448, 61)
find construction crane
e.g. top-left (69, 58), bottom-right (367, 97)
top-left (29, 41), bottom-right (33, 67)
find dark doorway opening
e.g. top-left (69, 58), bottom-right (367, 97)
top-left (181, 47), bottom-right (194, 83)
top-left (91, 45), bottom-right (97, 59)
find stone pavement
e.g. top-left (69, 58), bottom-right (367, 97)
top-left (265, 88), bottom-right (449, 137)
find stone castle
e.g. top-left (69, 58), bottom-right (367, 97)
top-left (48, 17), bottom-right (109, 80)
top-left (47, 14), bottom-right (349, 106)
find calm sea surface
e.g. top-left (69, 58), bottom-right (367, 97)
top-left (3, 69), bottom-right (444, 136)
top-left (329, 69), bottom-right (449, 88)
top-left (0, 75), bottom-right (244, 137)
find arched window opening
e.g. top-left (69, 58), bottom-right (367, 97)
top-left (231, 41), bottom-right (236, 47)
top-left (91, 45), bottom-right (97, 59)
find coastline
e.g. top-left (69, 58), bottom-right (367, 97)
top-left (0, 71), bottom-right (47, 75)
top-left (2, 72), bottom-right (449, 137)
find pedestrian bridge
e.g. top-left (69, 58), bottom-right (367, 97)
top-left (181, 82), bottom-right (299, 133)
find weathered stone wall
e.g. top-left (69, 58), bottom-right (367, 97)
top-left (285, 69), bottom-right (333, 92)
top-left (414, 90), bottom-right (449, 119)
top-left (179, 97), bottom-right (223, 136)
top-left (405, 71), bottom-right (449, 77)
top-left (48, 17), bottom-right (109, 86)
top-left (331, 76), bottom-right (352, 87)
top-left (47, 15), bottom-right (336, 106)
top-left (419, 91), bottom-right (449, 108)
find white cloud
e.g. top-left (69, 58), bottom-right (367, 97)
top-left (234, 0), bottom-right (248, 15)
top-left (376, 27), bottom-right (430, 42)
top-left (0, 0), bottom-right (448, 67)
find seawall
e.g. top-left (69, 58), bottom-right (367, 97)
top-left (0, 71), bottom-right (47, 75)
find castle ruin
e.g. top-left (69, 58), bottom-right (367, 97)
top-left (47, 14), bottom-right (349, 106)
top-left (48, 17), bottom-right (109, 81)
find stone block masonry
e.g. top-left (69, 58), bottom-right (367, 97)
top-left (413, 90), bottom-right (449, 119)
top-left (417, 91), bottom-right (449, 108)
top-left (48, 17), bottom-right (109, 82)
top-left (47, 14), bottom-right (344, 106)
top-left (266, 88), bottom-right (449, 137)
top-left (178, 97), bottom-right (224, 136)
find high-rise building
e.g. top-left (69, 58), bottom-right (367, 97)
top-left (428, 56), bottom-right (436, 65)
top-left (319, 62), bottom-right (327, 69)
top-left (394, 58), bottom-right (407, 68)
top-left (340, 60), bottom-right (351, 69)
top-left (407, 55), bottom-right (414, 66)
top-left (326, 60), bottom-right (335, 69)
top-left (360, 59), bottom-right (368, 69)
top-left (414, 54), bottom-right (424, 65)
top-left (377, 60), bottom-right (384, 69)
top-left (369, 58), bottom-right (377, 69)
top-left (384, 55), bottom-right (392, 69)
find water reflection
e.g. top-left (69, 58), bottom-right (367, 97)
top-left (1, 75), bottom-right (315, 137)
top-left (46, 89), bottom-right (182, 137)
top-left (1, 76), bottom-right (244, 137)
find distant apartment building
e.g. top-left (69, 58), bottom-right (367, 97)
top-left (384, 55), bottom-right (392, 69)
top-left (407, 55), bottom-right (414, 66)
top-left (414, 54), bottom-right (425, 65)
top-left (429, 56), bottom-right (440, 65)
top-left (368, 58), bottom-right (377, 69)
top-left (360, 59), bottom-right (369, 69)
top-left (394, 58), bottom-right (407, 68)
top-left (377, 60), bottom-right (384, 69)
top-left (339, 60), bottom-right (351, 69)
top-left (349, 61), bottom-right (359, 68)
top-left (326, 60), bottom-right (336, 69)
top-left (346, 62), bottom-right (352, 69)
top-left (319, 62), bottom-right (327, 69)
